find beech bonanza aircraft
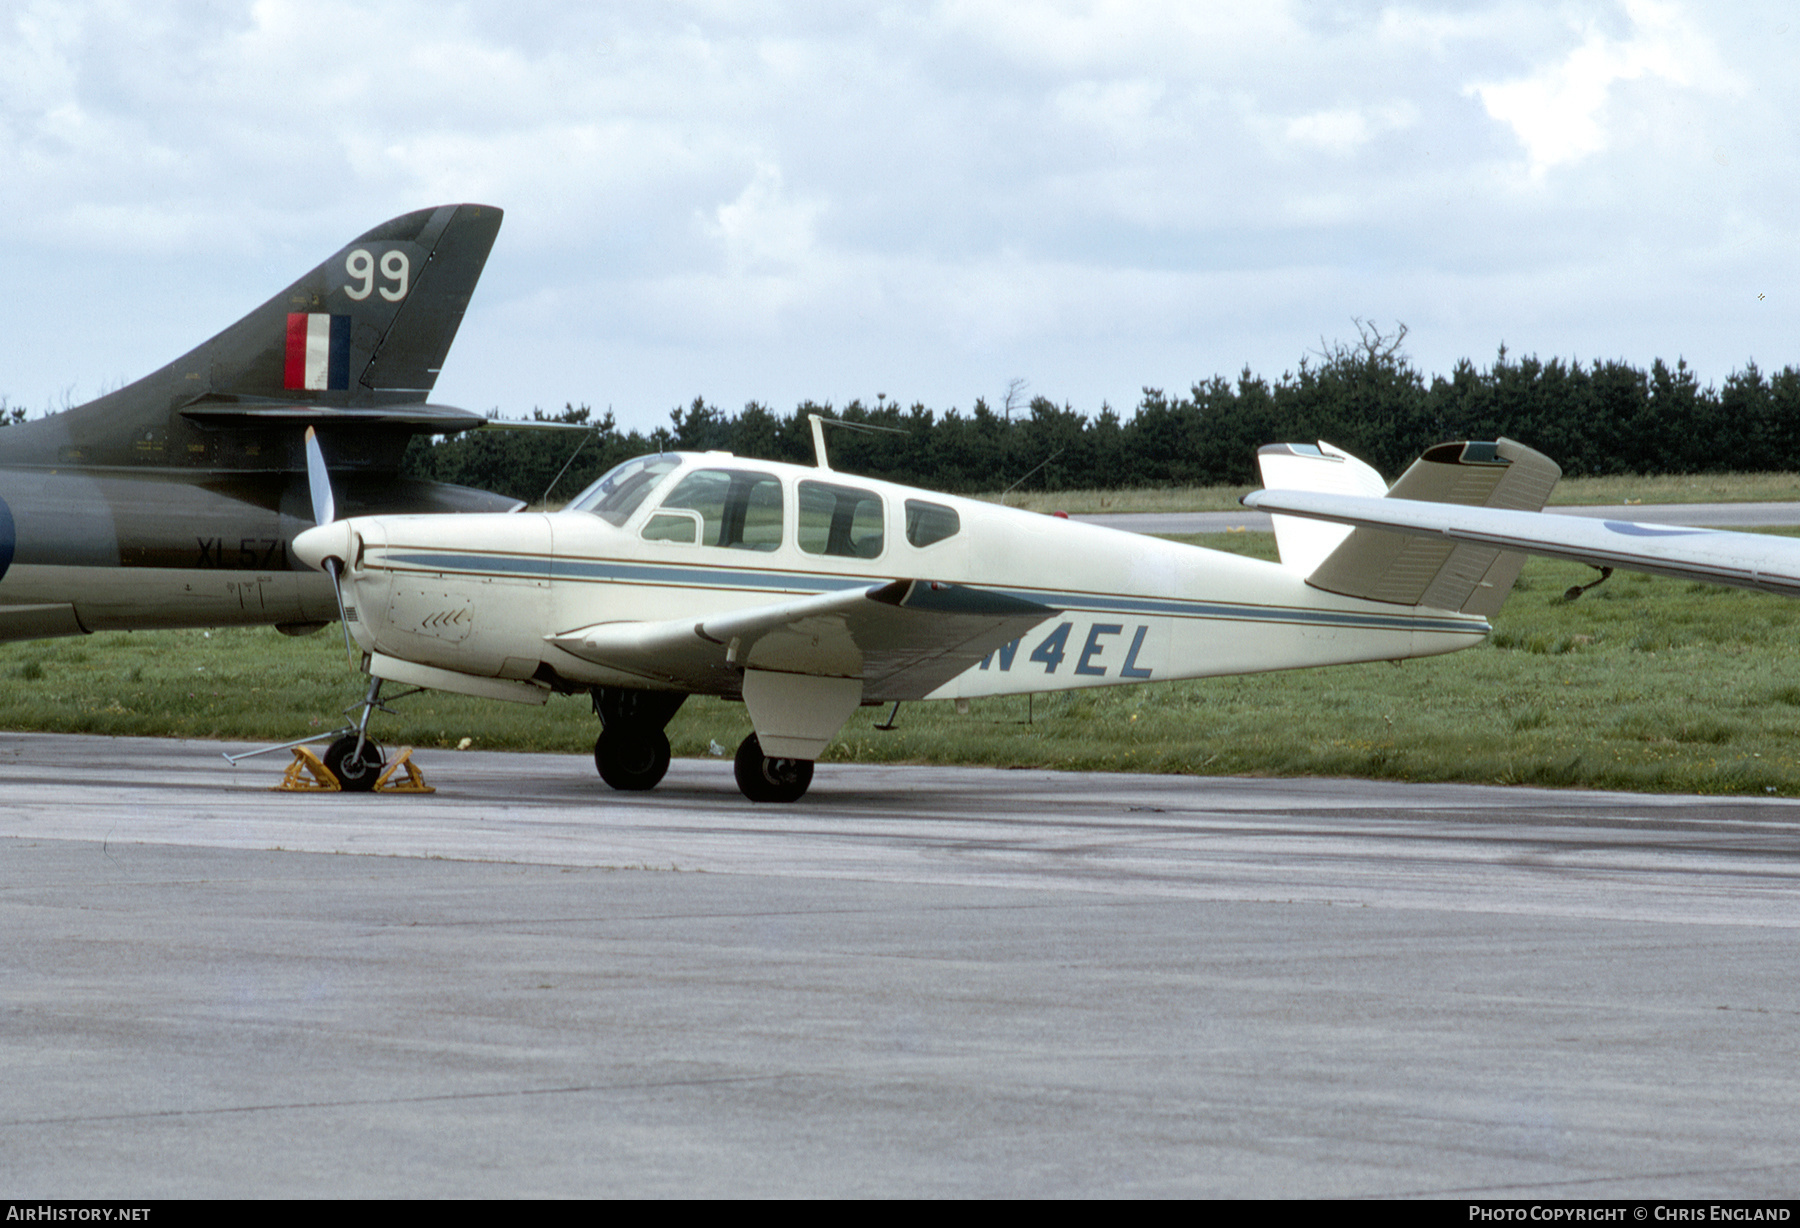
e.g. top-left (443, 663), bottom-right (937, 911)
top-left (292, 429), bottom-right (1578, 800)
top-left (0, 203), bottom-right (518, 647)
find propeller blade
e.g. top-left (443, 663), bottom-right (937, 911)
top-left (326, 557), bottom-right (357, 664)
top-left (304, 427), bottom-right (356, 661)
top-left (305, 425), bottom-right (335, 526)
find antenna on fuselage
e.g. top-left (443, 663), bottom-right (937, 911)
top-left (807, 412), bottom-right (908, 471)
top-left (535, 412), bottom-right (606, 508)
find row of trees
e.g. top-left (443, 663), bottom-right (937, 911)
top-left (402, 326), bottom-right (1800, 502)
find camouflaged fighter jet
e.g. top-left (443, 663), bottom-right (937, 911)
top-left (0, 203), bottom-right (519, 646)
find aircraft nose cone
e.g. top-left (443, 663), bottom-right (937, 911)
top-left (293, 521), bottom-right (352, 572)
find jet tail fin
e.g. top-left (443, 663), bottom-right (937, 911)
top-left (175, 202), bottom-right (504, 406)
top-left (1257, 439), bottom-right (1561, 615)
top-left (2, 204), bottom-right (503, 469)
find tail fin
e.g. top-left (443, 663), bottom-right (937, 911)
top-left (1257, 442), bottom-right (1387, 574)
top-left (3, 205), bottom-right (502, 467)
top-left (1262, 439), bottom-right (1562, 615)
top-left (171, 202), bottom-right (503, 407)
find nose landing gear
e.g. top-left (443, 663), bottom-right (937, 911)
top-left (323, 733), bottom-right (386, 792)
top-left (224, 674), bottom-right (431, 792)
top-left (317, 675), bottom-right (396, 792)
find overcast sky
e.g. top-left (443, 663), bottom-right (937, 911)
top-left (3, 0), bottom-right (1795, 433)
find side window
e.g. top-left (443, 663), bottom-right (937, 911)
top-left (735, 473), bottom-right (784, 551)
top-left (904, 499), bottom-right (960, 548)
top-left (799, 481), bottom-right (885, 559)
top-left (641, 508), bottom-right (703, 544)
top-left (642, 469), bottom-right (784, 552)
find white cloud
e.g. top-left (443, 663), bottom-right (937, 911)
top-left (1282, 103), bottom-right (1418, 157)
top-left (1469, 0), bottom-right (1731, 176)
top-left (704, 162), bottom-right (826, 275)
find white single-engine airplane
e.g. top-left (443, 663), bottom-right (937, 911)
top-left (292, 425), bottom-right (1579, 799)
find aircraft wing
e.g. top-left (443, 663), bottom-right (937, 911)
top-left (178, 401), bottom-right (487, 432)
top-left (1242, 490), bottom-right (1800, 598)
top-left (546, 580), bottom-right (1057, 700)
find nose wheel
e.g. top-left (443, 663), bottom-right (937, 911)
top-left (593, 727), bottom-right (672, 791)
top-left (733, 734), bottom-right (813, 803)
top-left (323, 733), bottom-right (385, 792)
top-left (322, 674), bottom-right (396, 791)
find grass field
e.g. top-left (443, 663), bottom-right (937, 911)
top-left (6, 520), bottom-right (1800, 796)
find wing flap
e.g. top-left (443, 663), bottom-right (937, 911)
top-left (546, 580), bottom-right (1057, 700)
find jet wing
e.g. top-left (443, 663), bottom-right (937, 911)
top-left (1242, 490), bottom-right (1800, 598)
top-left (546, 580), bottom-right (1057, 700)
top-left (178, 403), bottom-right (593, 433)
top-left (179, 401), bottom-right (487, 432)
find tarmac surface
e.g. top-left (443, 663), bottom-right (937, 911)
top-left (3, 733), bottom-right (1798, 1198)
top-left (1079, 501), bottom-right (1800, 535)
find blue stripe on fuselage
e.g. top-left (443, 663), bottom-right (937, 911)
top-left (373, 548), bottom-right (1487, 637)
top-left (381, 551), bottom-right (867, 593)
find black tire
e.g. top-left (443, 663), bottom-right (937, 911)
top-left (733, 733), bottom-right (813, 803)
top-left (594, 727), bottom-right (671, 791)
top-left (323, 734), bottom-right (384, 793)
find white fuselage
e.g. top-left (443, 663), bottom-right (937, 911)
top-left (307, 451), bottom-right (1490, 705)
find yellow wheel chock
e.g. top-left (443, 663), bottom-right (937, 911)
top-left (374, 747), bottom-right (435, 794)
top-left (272, 745), bottom-right (435, 793)
top-left (273, 746), bottom-right (340, 792)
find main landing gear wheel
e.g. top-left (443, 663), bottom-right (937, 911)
top-left (323, 734), bottom-right (385, 793)
top-left (594, 727), bottom-right (671, 791)
top-left (733, 733), bottom-right (814, 804)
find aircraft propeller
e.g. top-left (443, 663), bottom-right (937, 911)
top-left (303, 426), bottom-right (358, 663)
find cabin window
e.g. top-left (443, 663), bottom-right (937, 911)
top-left (798, 480), bottom-right (884, 559)
top-left (566, 454), bottom-right (680, 525)
top-left (643, 468), bottom-right (784, 551)
top-left (904, 500), bottom-right (960, 548)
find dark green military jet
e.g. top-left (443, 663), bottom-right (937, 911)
top-left (0, 203), bottom-right (520, 645)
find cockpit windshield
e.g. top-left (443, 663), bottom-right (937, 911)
top-left (564, 454), bottom-right (682, 525)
